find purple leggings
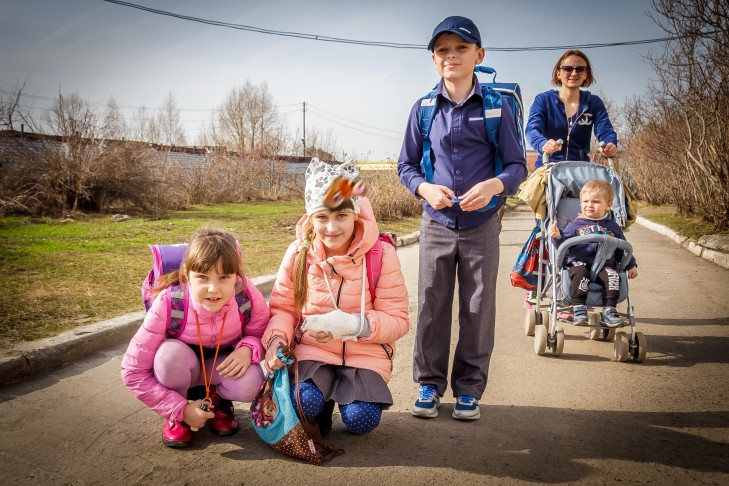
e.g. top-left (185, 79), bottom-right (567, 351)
top-left (153, 339), bottom-right (264, 402)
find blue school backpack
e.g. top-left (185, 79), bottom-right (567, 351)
top-left (141, 243), bottom-right (252, 337)
top-left (418, 65), bottom-right (526, 211)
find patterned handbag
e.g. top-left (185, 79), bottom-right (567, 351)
top-left (250, 345), bottom-right (342, 465)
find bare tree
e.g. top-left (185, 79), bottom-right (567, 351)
top-left (0, 78), bottom-right (30, 131)
top-left (101, 96), bottom-right (127, 140)
top-left (157, 92), bottom-right (186, 146)
top-left (217, 80), bottom-right (287, 156)
top-left (623, 0), bottom-right (728, 229)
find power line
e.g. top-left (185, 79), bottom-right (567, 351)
top-left (103, 0), bottom-right (688, 52)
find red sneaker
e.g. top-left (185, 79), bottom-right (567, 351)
top-left (162, 419), bottom-right (192, 448)
top-left (210, 392), bottom-right (239, 436)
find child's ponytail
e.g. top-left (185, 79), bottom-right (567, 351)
top-left (293, 224), bottom-right (315, 311)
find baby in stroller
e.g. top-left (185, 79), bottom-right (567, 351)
top-left (548, 179), bottom-right (638, 327)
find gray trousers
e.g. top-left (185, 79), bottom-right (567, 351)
top-left (413, 212), bottom-right (501, 399)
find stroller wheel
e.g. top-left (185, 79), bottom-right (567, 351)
top-left (552, 326), bottom-right (565, 356)
top-left (534, 325), bottom-right (547, 356)
top-left (540, 310), bottom-right (550, 327)
top-left (589, 326), bottom-right (616, 342)
top-left (524, 309), bottom-right (537, 336)
top-left (631, 332), bottom-right (647, 363)
top-left (614, 332), bottom-right (630, 362)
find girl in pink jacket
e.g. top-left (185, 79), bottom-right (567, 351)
top-left (121, 228), bottom-right (269, 448)
top-left (263, 159), bottom-right (409, 436)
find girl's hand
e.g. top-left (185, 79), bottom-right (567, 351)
top-left (183, 400), bottom-right (215, 429)
top-left (263, 336), bottom-right (287, 373)
top-left (216, 346), bottom-right (252, 379)
top-left (459, 178), bottom-right (504, 212)
top-left (601, 142), bottom-right (618, 158)
top-left (416, 182), bottom-right (456, 210)
top-left (548, 221), bottom-right (560, 238)
top-left (627, 267), bottom-right (638, 279)
top-left (308, 330), bottom-right (334, 343)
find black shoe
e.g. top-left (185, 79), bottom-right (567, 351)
top-left (315, 400), bottom-right (335, 436)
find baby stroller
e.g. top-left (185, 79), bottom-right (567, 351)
top-left (523, 160), bottom-right (646, 363)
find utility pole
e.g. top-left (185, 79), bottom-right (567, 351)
top-left (302, 101), bottom-right (306, 160)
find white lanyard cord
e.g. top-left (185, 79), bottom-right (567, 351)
top-left (321, 256), bottom-right (368, 325)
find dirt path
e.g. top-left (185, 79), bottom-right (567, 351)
top-left (1, 206), bottom-right (727, 485)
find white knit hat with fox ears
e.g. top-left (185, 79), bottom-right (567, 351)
top-left (304, 158), bottom-right (361, 215)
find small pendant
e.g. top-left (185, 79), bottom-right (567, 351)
top-left (200, 398), bottom-right (213, 411)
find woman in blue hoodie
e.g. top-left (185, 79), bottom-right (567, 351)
top-left (526, 49), bottom-right (618, 172)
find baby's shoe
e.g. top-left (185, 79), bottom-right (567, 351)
top-left (162, 419), bottom-right (192, 448)
top-left (210, 392), bottom-right (239, 436)
top-left (572, 305), bottom-right (588, 325)
top-left (601, 307), bottom-right (622, 328)
top-left (524, 291), bottom-right (538, 310)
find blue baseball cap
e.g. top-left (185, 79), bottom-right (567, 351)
top-left (428, 16), bottom-right (481, 51)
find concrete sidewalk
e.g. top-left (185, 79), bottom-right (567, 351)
top-left (1, 204), bottom-right (727, 485)
top-left (1, 210), bottom-right (727, 388)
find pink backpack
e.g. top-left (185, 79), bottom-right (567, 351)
top-left (365, 233), bottom-right (397, 299)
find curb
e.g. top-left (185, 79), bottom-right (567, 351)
top-left (0, 232), bottom-right (421, 387)
top-left (635, 216), bottom-right (729, 269)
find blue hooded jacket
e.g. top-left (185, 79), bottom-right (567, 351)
top-left (526, 89), bottom-right (617, 169)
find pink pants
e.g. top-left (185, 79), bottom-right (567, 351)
top-left (153, 339), bottom-right (264, 402)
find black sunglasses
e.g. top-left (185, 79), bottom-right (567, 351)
top-left (560, 65), bottom-right (588, 75)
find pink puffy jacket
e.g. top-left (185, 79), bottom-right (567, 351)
top-left (121, 278), bottom-right (269, 421)
top-left (263, 198), bottom-right (410, 383)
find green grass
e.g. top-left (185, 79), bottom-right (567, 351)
top-left (0, 202), bottom-right (421, 348)
top-left (640, 212), bottom-right (725, 242)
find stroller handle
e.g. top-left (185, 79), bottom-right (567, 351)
top-left (542, 139), bottom-right (564, 165)
top-left (553, 233), bottom-right (634, 271)
top-left (598, 141), bottom-right (615, 170)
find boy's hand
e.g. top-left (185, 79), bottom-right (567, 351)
top-left (416, 182), bottom-right (456, 210)
top-left (216, 346), bottom-right (252, 379)
top-left (548, 221), bottom-right (560, 238)
top-left (627, 267), bottom-right (638, 279)
top-left (459, 178), bottom-right (504, 212)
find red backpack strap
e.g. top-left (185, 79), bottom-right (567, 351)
top-left (166, 284), bottom-right (188, 338)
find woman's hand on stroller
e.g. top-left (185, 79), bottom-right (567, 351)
top-left (548, 221), bottom-right (561, 238)
top-left (543, 139), bottom-right (563, 154)
top-left (600, 142), bottom-right (618, 158)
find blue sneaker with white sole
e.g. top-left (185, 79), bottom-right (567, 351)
top-left (452, 395), bottom-right (481, 420)
top-left (601, 307), bottom-right (622, 328)
top-left (412, 384), bottom-right (440, 418)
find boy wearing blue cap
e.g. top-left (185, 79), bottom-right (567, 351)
top-left (398, 16), bottom-right (527, 420)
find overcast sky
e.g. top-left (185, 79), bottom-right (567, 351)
top-left (1, 0), bottom-right (667, 161)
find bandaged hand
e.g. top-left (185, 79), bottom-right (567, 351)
top-left (302, 309), bottom-right (360, 341)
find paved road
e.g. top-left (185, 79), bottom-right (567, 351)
top-left (1, 206), bottom-right (727, 485)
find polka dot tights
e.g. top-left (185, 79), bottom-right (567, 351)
top-left (290, 381), bottom-right (382, 435)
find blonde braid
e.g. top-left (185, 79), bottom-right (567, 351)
top-left (293, 225), bottom-right (316, 311)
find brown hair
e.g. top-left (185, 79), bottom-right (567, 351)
top-left (154, 228), bottom-right (245, 297)
top-left (580, 179), bottom-right (614, 202)
top-left (550, 49), bottom-right (595, 87)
